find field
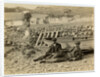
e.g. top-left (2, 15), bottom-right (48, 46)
top-left (4, 20), bottom-right (94, 75)
top-left (4, 21), bottom-right (94, 75)
top-left (4, 5), bottom-right (94, 75)
top-left (4, 45), bottom-right (94, 75)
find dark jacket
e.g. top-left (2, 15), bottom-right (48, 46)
top-left (67, 46), bottom-right (83, 61)
top-left (46, 43), bottom-right (62, 54)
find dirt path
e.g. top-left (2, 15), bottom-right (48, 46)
top-left (4, 50), bottom-right (94, 75)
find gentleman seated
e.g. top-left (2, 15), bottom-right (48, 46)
top-left (39, 41), bottom-right (83, 63)
top-left (33, 38), bottom-right (62, 63)
top-left (67, 41), bottom-right (83, 61)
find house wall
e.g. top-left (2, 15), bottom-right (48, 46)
top-left (5, 20), bottom-right (23, 27)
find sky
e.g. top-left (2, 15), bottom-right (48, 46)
top-left (5, 3), bottom-right (93, 10)
top-left (4, 3), bottom-right (53, 10)
top-left (5, 3), bottom-right (38, 10)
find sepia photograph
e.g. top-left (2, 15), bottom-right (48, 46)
top-left (4, 3), bottom-right (94, 75)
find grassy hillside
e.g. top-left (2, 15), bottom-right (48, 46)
top-left (5, 5), bottom-right (94, 17)
top-left (33, 6), bottom-right (94, 17)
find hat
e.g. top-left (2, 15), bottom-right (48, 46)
top-left (75, 41), bottom-right (80, 45)
top-left (52, 38), bottom-right (57, 41)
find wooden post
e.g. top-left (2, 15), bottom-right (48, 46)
top-left (51, 32), bottom-right (54, 38)
top-left (55, 31), bottom-right (58, 38)
top-left (40, 32), bottom-right (47, 46)
top-left (39, 33), bottom-right (44, 46)
top-left (46, 32), bottom-right (50, 38)
top-left (35, 32), bottom-right (42, 47)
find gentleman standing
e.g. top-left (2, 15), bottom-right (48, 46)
top-left (21, 12), bottom-right (36, 58)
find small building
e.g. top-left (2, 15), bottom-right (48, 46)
top-left (5, 12), bottom-right (49, 26)
top-left (5, 12), bottom-right (24, 27)
top-left (30, 14), bottom-right (48, 25)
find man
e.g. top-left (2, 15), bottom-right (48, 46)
top-left (34, 38), bottom-right (62, 63)
top-left (67, 41), bottom-right (83, 61)
top-left (21, 12), bottom-right (37, 58)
